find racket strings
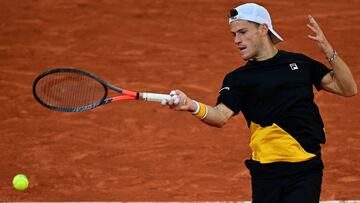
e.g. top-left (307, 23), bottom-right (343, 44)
top-left (35, 72), bottom-right (106, 109)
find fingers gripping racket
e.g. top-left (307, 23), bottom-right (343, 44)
top-left (33, 68), bottom-right (170, 112)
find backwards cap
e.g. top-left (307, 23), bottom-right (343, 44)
top-left (228, 3), bottom-right (283, 44)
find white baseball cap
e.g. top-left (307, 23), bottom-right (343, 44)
top-left (228, 3), bottom-right (283, 44)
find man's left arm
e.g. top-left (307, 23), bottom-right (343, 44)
top-left (307, 15), bottom-right (357, 97)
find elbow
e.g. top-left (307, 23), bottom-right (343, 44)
top-left (215, 122), bottom-right (227, 128)
top-left (217, 118), bottom-right (230, 128)
top-left (345, 91), bottom-right (357, 97)
top-left (343, 86), bottom-right (358, 97)
top-left (214, 114), bottom-right (233, 128)
top-left (350, 89), bottom-right (358, 97)
top-left (210, 120), bottom-right (228, 128)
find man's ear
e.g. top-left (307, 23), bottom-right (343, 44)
top-left (259, 24), bottom-right (270, 37)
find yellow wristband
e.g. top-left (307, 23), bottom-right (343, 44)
top-left (195, 102), bottom-right (207, 120)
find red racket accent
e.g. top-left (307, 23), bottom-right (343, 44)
top-left (112, 95), bottom-right (137, 101)
top-left (122, 90), bottom-right (137, 97)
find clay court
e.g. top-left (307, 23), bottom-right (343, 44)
top-left (1, 0), bottom-right (359, 201)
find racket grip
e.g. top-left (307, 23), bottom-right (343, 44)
top-left (141, 93), bottom-right (171, 102)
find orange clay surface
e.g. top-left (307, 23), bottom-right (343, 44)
top-left (0, 0), bottom-right (359, 201)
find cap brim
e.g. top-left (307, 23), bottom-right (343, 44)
top-left (269, 28), bottom-right (283, 44)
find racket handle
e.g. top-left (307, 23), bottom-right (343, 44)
top-left (141, 93), bottom-right (171, 102)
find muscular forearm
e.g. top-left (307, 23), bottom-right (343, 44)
top-left (190, 101), bottom-right (234, 128)
top-left (307, 16), bottom-right (357, 97)
top-left (199, 105), bottom-right (230, 127)
top-left (327, 51), bottom-right (357, 96)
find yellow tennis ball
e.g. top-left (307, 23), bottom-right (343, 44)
top-left (12, 174), bottom-right (29, 191)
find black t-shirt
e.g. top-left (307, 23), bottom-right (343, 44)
top-left (217, 50), bottom-right (331, 177)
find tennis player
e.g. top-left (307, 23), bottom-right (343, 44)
top-left (162, 3), bottom-right (357, 203)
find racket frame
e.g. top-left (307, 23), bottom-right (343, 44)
top-left (33, 68), bottom-right (168, 112)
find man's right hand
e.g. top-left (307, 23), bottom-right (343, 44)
top-left (161, 90), bottom-right (197, 112)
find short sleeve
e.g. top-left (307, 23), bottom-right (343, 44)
top-left (310, 58), bottom-right (331, 91)
top-left (216, 73), bottom-right (242, 115)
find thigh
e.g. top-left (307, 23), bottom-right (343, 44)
top-left (251, 177), bottom-right (283, 203)
top-left (282, 169), bottom-right (323, 203)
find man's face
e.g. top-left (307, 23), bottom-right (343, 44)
top-left (230, 20), bottom-right (263, 61)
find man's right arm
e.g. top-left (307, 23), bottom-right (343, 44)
top-left (164, 90), bottom-right (234, 128)
top-left (201, 103), bottom-right (234, 127)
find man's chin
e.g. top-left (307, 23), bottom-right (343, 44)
top-left (240, 54), bottom-right (252, 61)
top-left (239, 51), bottom-right (256, 61)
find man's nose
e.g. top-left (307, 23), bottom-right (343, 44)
top-left (234, 34), bottom-right (242, 45)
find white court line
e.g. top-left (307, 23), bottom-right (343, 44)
top-left (92, 201), bottom-right (360, 203)
top-left (6, 200), bottom-right (360, 203)
top-left (227, 202), bottom-right (360, 203)
top-left (8, 201), bottom-right (360, 203)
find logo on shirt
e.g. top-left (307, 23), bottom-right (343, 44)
top-left (219, 87), bottom-right (230, 92)
top-left (289, 63), bottom-right (299, 70)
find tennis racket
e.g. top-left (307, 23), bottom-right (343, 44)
top-left (32, 68), bottom-right (171, 112)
